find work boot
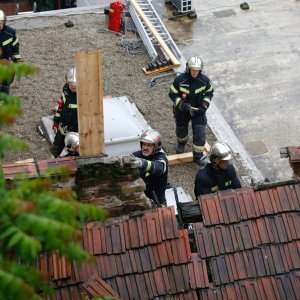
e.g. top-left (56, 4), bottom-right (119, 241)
top-left (176, 143), bottom-right (186, 154)
top-left (194, 155), bottom-right (210, 168)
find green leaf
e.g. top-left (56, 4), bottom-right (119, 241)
top-left (0, 133), bottom-right (28, 158)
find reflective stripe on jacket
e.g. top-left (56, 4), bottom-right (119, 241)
top-left (0, 25), bottom-right (21, 61)
top-left (194, 163), bottom-right (241, 197)
top-left (169, 72), bottom-right (214, 110)
top-left (53, 83), bottom-right (78, 132)
top-left (132, 149), bottom-right (168, 204)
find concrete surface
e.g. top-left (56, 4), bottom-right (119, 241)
top-left (151, 0), bottom-right (299, 182)
top-left (11, 0), bottom-right (300, 183)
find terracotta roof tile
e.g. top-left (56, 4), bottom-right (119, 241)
top-left (164, 290), bottom-right (198, 299)
top-left (41, 179), bottom-right (300, 300)
top-left (81, 273), bottom-right (119, 297)
top-left (188, 253), bottom-right (210, 289)
top-left (209, 242), bottom-right (299, 285)
top-left (194, 212), bottom-right (300, 258)
top-left (200, 272), bottom-right (300, 300)
top-left (200, 185), bottom-right (300, 226)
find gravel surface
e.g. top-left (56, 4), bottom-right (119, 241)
top-left (3, 12), bottom-right (247, 197)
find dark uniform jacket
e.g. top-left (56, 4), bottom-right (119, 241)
top-left (53, 83), bottom-right (78, 133)
top-left (169, 72), bottom-right (214, 123)
top-left (132, 149), bottom-right (168, 204)
top-left (0, 25), bottom-right (21, 61)
top-left (194, 163), bottom-right (241, 197)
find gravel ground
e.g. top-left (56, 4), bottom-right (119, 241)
top-left (3, 12), bottom-right (247, 197)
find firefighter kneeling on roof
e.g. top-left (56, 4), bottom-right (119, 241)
top-left (169, 55), bottom-right (214, 167)
top-left (51, 67), bottom-right (77, 158)
top-left (122, 129), bottom-right (168, 207)
top-left (194, 141), bottom-right (241, 197)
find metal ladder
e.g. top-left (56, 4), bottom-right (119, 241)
top-left (127, 0), bottom-right (181, 61)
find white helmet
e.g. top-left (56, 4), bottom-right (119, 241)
top-left (140, 129), bottom-right (162, 152)
top-left (187, 56), bottom-right (204, 71)
top-left (64, 132), bottom-right (79, 153)
top-left (66, 67), bottom-right (76, 86)
top-left (209, 141), bottom-right (232, 165)
top-left (0, 10), bottom-right (7, 25)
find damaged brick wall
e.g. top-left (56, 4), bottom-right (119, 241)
top-left (2, 156), bottom-right (151, 217)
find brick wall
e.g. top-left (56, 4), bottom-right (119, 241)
top-left (2, 156), bottom-right (151, 217)
top-left (0, 1), bottom-right (32, 16)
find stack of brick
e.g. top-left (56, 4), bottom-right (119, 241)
top-left (2, 156), bottom-right (151, 216)
top-left (280, 146), bottom-right (300, 179)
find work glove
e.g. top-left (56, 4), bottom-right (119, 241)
top-left (122, 155), bottom-right (148, 169)
top-left (178, 101), bottom-right (191, 112)
top-left (52, 122), bottom-right (59, 134)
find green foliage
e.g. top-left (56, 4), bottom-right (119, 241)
top-left (0, 62), bottom-right (107, 299)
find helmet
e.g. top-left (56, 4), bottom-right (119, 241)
top-left (209, 141), bottom-right (232, 165)
top-left (187, 56), bottom-right (204, 71)
top-left (0, 10), bottom-right (6, 25)
top-left (66, 67), bottom-right (76, 85)
top-left (140, 129), bottom-right (162, 152)
top-left (64, 132), bottom-right (79, 153)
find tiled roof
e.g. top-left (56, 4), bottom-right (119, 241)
top-left (42, 184), bottom-right (300, 299)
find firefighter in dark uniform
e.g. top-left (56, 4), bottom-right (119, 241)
top-left (169, 56), bottom-right (214, 166)
top-left (51, 67), bottom-right (78, 158)
top-left (194, 141), bottom-right (241, 197)
top-left (123, 129), bottom-right (168, 206)
top-left (0, 10), bottom-right (23, 94)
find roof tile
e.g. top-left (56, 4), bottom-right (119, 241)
top-left (208, 242), bottom-right (299, 285)
top-left (200, 186), bottom-right (300, 226)
top-left (81, 273), bottom-right (119, 297)
top-left (195, 212), bottom-right (299, 258)
top-left (188, 253), bottom-right (210, 289)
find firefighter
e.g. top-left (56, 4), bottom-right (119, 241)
top-left (122, 129), bottom-right (168, 206)
top-left (0, 10), bottom-right (23, 94)
top-left (51, 67), bottom-right (77, 158)
top-left (169, 55), bottom-right (214, 166)
top-left (194, 141), bottom-right (241, 197)
top-left (63, 132), bottom-right (79, 157)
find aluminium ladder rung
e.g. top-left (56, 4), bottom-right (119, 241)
top-left (127, 0), bottom-right (181, 61)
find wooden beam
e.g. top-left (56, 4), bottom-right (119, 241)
top-left (130, 0), bottom-right (180, 66)
top-left (75, 50), bottom-right (104, 156)
top-left (167, 142), bottom-right (211, 166)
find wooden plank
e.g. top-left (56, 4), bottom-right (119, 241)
top-left (142, 63), bottom-right (176, 76)
top-left (130, 0), bottom-right (180, 66)
top-left (75, 50), bottom-right (104, 156)
top-left (167, 142), bottom-right (211, 166)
